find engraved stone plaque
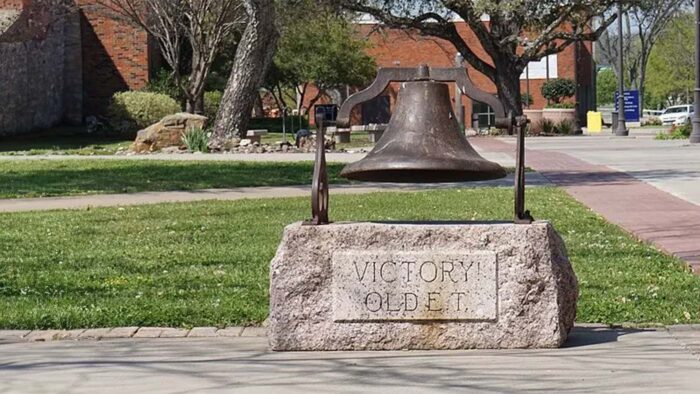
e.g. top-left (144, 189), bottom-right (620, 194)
top-left (331, 250), bottom-right (497, 321)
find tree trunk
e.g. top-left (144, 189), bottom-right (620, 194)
top-left (493, 59), bottom-right (524, 117)
top-left (185, 91), bottom-right (205, 115)
top-left (210, 0), bottom-right (279, 145)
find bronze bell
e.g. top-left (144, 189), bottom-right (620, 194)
top-left (339, 76), bottom-right (506, 183)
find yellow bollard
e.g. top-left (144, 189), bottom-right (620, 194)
top-left (587, 111), bottom-right (603, 133)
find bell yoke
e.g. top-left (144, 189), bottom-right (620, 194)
top-left (307, 64), bottom-right (532, 225)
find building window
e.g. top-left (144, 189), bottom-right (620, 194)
top-left (472, 102), bottom-right (495, 129)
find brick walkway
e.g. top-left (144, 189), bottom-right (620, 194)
top-left (472, 137), bottom-right (700, 272)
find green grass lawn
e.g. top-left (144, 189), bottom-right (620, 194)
top-left (1, 187), bottom-right (698, 329)
top-left (0, 160), bottom-right (348, 199)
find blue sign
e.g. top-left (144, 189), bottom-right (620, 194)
top-left (614, 90), bottom-right (641, 122)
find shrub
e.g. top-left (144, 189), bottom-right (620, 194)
top-left (556, 119), bottom-right (575, 135)
top-left (539, 119), bottom-right (556, 135)
top-left (541, 78), bottom-right (576, 104)
top-left (107, 91), bottom-right (181, 133)
top-left (204, 91), bottom-right (223, 120)
top-left (181, 127), bottom-right (210, 152)
top-left (521, 93), bottom-right (534, 107)
top-left (656, 123), bottom-right (691, 140)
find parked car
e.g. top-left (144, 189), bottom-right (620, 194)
top-left (659, 105), bottom-right (694, 126)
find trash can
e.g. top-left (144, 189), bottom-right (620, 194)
top-left (587, 111), bottom-right (603, 133)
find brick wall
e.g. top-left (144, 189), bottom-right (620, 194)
top-left (77, 0), bottom-right (152, 116)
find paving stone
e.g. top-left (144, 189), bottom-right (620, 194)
top-left (217, 327), bottom-right (244, 337)
top-left (24, 330), bottom-right (66, 342)
top-left (133, 328), bottom-right (165, 338)
top-left (79, 328), bottom-right (112, 340)
top-left (102, 327), bottom-right (139, 339)
top-left (187, 327), bottom-right (218, 337)
top-left (0, 330), bottom-right (31, 342)
top-left (240, 327), bottom-right (267, 337)
top-left (669, 324), bottom-right (700, 332)
top-left (53, 330), bottom-right (86, 340)
top-left (158, 328), bottom-right (190, 338)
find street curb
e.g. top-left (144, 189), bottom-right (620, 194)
top-left (0, 326), bottom-right (266, 343)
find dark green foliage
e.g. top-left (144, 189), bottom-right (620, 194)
top-left (204, 91), bottom-right (223, 121)
top-left (541, 78), bottom-right (577, 104)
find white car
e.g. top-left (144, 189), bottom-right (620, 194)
top-left (659, 105), bottom-right (694, 126)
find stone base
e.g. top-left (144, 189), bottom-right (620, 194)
top-left (269, 221), bottom-right (578, 351)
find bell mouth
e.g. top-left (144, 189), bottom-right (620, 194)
top-left (340, 166), bottom-right (507, 183)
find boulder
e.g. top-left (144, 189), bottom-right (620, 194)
top-left (131, 113), bottom-right (207, 153)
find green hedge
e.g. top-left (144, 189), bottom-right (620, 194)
top-left (108, 91), bottom-right (181, 133)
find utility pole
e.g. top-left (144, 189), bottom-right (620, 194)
top-left (614, 1), bottom-right (629, 136)
top-left (454, 52), bottom-right (465, 131)
top-left (691, 0), bottom-right (700, 143)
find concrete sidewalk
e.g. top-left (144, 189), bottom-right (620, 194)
top-left (0, 173), bottom-right (549, 213)
top-left (472, 137), bottom-right (700, 272)
top-left (1, 326), bottom-right (699, 393)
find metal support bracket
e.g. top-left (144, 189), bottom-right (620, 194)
top-left (512, 114), bottom-right (534, 224)
top-left (303, 113), bottom-right (331, 226)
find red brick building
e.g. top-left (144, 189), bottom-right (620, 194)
top-left (0, 0), bottom-right (156, 134)
top-left (307, 20), bottom-right (594, 127)
top-left (1, 2), bottom-right (593, 133)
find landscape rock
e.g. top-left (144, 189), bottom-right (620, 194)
top-left (269, 221), bottom-right (578, 351)
top-left (131, 113), bottom-right (207, 153)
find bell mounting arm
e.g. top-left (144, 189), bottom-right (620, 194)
top-left (336, 64), bottom-right (505, 128)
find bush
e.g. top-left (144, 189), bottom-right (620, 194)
top-left (521, 93), bottom-right (534, 107)
top-left (556, 119), bottom-right (575, 135)
top-left (181, 127), bottom-right (210, 152)
top-left (204, 91), bottom-right (223, 121)
top-left (541, 78), bottom-right (576, 104)
top-left (107, 92), bottom-right (181, 133)
top-left (656, 123), bottom-right (691, 140)
top-left (539, 119), bottom-right (556, 135)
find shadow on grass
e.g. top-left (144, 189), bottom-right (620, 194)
top-left (0, 161), bottom-right (347, 198)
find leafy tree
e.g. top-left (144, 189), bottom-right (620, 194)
top-left (646, 12), bottom-right (695, 106)
top-left (337, 0), bottom-right (625, 116)
top-left (597, 0), bottom-right (690, 110)
top-left (264, 1), bottom-right (376, 115)
top-left (596, 68), bottom-right (617, 106)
